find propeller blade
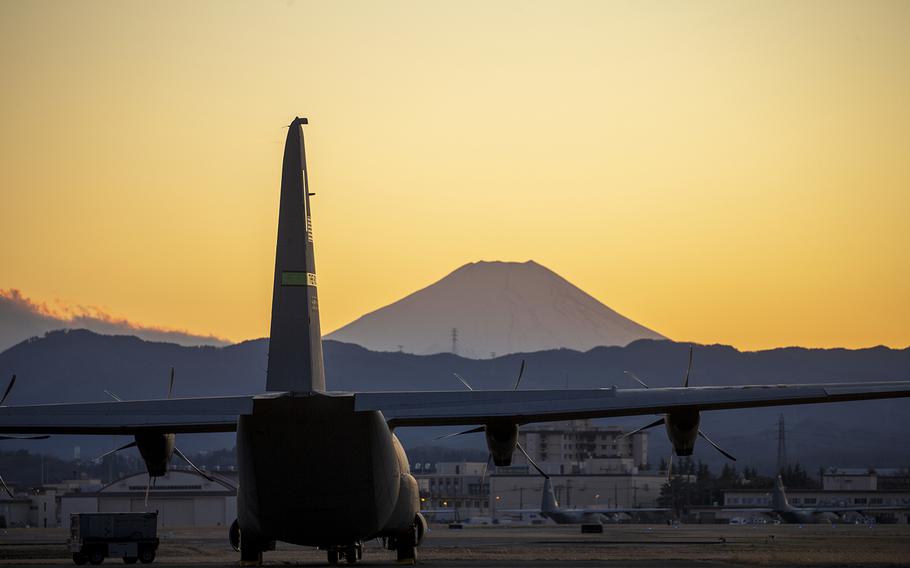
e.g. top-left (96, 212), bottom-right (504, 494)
top-left (452, 372), bottom-right (474, 391)
top-left (618, 417), bottom-right (665, 440)
top-left (666, 452), bottom-right (673, 482)
top-left (0, 434), bottom-right (50, 440)
top-left (683, 346), bottom-right (693, 388)
top-left (93, 441), bottom-right (137, 462)
top-left (516, 442), bottom-right (549, 479)
top-left (0, 474), bottom-right (12, 498)
top-left (434, 426), bottom-right (485, 441)
top-left (104, 390), bottom-right (122, 402)
top-left (513, 359), bottom-right (526, 391)
top-left (0, 375), bottom-right (16, 406)
top-left (174, 447), bottom-right (215, 481)
top-left (623, 371), bottom-right (650, 389)
top-left (168, 367), bottom-right (175, 399)
top-left (144, 476), bottom-right (152, 507)
top-left (698, 429), bottom-right (737, 461)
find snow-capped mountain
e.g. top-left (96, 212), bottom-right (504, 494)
top-left (327, 260), bottom-right (665, 357)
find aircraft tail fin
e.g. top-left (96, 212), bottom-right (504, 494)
top-left (265, 117), bottom-right (326, 393)
top-left (772, 475), bottom-right (791, 511)
top-left (541, 477), bottom-right (559, 513)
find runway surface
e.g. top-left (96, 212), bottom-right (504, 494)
top-left (2, 523), bottom-right (909, 567)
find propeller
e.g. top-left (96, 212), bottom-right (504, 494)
top-left (0, 474), bottom-right (13, 498)
top-left (439, 361), bottom-right (532, 487)
top-left (174, 448), bottom-right (215, 482)
top-left (167, 367), bottom-right (175, 399)
top-left (1, 375), bottom-right (16, 406)
top-left (97, 367), bottom-right (215, 483)
top-left (621, 346), bottom-right (736, 481)
top-left (516, 442), bottom-right (548, 479)
top-left (512, 360), bottom-right (526, 391)
top-left (93, 441), bottom-right (138, 462)
top-left (0, 374), bottom-right (50, 497)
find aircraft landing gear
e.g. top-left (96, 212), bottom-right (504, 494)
top-left (325, 542), bottom-right (362, 565)
top-left (386, 524), bottom-right (418, 565)
top-left (237, 530), bottom-right (274, 567)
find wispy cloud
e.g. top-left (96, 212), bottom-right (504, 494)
top-left (0, 289), bottom-right (230, 352)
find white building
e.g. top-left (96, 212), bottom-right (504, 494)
top-left (516, 420), bottom-right (648, 474)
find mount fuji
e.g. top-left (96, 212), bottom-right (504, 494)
top-left (327, 261), bottom-right (665, 358)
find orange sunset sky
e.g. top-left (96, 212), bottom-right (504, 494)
top-left (1, 1), bottom-right (908, 351)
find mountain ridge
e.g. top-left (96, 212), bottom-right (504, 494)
top-left (2, 329), bottom-right (909, 473)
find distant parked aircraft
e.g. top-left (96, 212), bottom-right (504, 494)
top-left (728, 476), bottom-right (907, 524)
top-left (502, 476), bottom-right (668, 525)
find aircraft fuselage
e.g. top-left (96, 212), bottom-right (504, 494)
top-left (236, 393), bottom-right (419, 548)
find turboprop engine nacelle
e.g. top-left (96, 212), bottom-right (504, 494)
top-left (485, 423), bottom-right (518, 466)
top-left (135, 432), bottom-right (176, 476)
top-left (665, 407), bottom-right (700, 456)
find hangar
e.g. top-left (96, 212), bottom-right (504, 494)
top-left (60, 470), bottom-right (237, 528)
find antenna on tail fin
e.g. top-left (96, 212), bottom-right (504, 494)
top-left (265, 117), bottom-right (326, 393)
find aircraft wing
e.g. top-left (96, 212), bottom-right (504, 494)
top-left (356, 381), bottom-right (910, 427)
top-left (0, 395), bottom-right (253, 434)
top-left (1, 380), bottom-right (908, 434)
top-left (805, 505), bottom-right (909, 513)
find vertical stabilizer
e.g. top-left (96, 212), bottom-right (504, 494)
top-left (772, 475), bottom-right (791, 511)
top-left (265, 117), bottom-right (326, 393)
top-left (541, 477), bottom-right (559, 513)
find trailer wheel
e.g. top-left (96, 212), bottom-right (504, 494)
top-left (138, 547), bottom-right (155, 564)
top-left (88, 548), bottom-right (105, 565)
top-left (72, 552), bottom-right (88, 565)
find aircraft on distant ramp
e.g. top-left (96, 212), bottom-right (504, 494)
top-left (502, 476), bottom-right (668, 525)
top-left (729, 475), bottom-right (907, 524)
top-left (2, 118), bottom-right (910, 565)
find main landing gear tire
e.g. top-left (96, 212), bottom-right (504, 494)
top-left (72, 552), bottom-right (88, 565)
top-left (344, 543), bottom-right (361, 564)
top-left (327, 550), bottom-right (339, 565)
top-left (395, 524), bottom-right (418, 565)
top-left (396, 544), bottom-right (416, 564)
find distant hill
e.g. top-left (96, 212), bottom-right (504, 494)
top-left (0, 289), bottom-right (228, 352)
top-left (327, 260), bottom-right (665, 357)
top-left (1, 330), bottom-right (909, 473)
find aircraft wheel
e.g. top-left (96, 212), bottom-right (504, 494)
top-left (327, 550), bottom-right (339, 565)
top-left (123, 557), bottom-right (138, 564)
top-left (396, 544), bottom-right (416, 565)
top-left (73, 552), bottom-right (88, 565)
top-left (344, 544), bottom-right (358, 564)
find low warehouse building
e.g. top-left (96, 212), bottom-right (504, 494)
top-left (60, 470), bottom-right (237, 528)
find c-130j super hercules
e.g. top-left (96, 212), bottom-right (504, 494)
top-left (2, 117), bottom-right (910, 565)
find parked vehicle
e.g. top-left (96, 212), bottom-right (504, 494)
top-left (69, 512), bottom-right (159, 565)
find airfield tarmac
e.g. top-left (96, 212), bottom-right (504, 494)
top-left (1, 523), bottom-right (909, 567)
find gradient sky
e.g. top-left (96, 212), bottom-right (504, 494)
top-left (1, 0), bottom-right (908, 350)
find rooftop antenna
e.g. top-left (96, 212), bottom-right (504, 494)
top-left (451, 328), bottom-right (458, 355)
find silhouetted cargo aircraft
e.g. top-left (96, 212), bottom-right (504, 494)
top-left (2, 117), bottom-right (910, 565)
